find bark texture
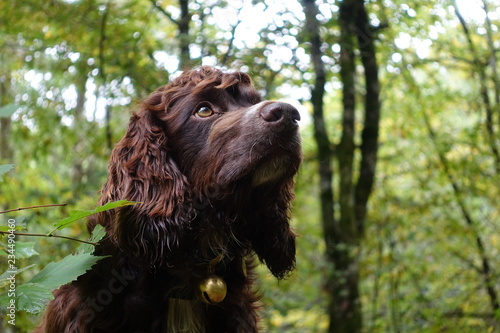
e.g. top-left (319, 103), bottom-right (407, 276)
top-left (301, 0), bottom-right (382, 331)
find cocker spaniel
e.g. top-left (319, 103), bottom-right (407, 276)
top-left (35, 66), bottom-right (302, 333)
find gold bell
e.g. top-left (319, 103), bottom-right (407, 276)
top-left (199, 275), bottom-right (227, 304)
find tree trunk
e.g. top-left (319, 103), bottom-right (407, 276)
top-left (354, 3), bottom-right (381, 233)
top-left (300, 0), bottom-right (336, 251)
top-left (301, 0), bottom-right (381, 332)
top-left (328, 2), bottom-right (364, 331)
top-left (98, 2), bottom-right (113, 151)
top-left (150, 0), bottom-right (193, 70)
top-left (72, 65), bottom-right (88, 185)
top-left (178, 0), bottom-right (192, 69)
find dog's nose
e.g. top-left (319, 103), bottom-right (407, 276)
top-left (260, 102), bottom-right (301, 125)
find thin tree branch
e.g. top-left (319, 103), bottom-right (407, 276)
top-left (0, 204), bottom-right (67, 215)
top-left (481, 0), bottom-right (500, 129)
top-left (453, 0), bottom-right (500, 174)
top-left (450, 249), bottom-right (482, 274)
top-left (0, 231), bottom-right (98, 246)
top-left (221, 15), bottom-right (243, 66)
top-left (149, 0), bottom-right (178, 25)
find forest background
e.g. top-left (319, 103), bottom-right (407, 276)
top-left (1, 0), bottom-right (500, 332)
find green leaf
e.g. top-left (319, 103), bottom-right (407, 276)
top-left (92, 200), bottom-right (139, 214)
top-left (51, 200), bottom-right (137, 233)
top-left (13, 242), bottom-right (39, 259)
top-left (77, 224), bottom-right (106, 254)
top-left (89, 224), bottom-right (106, 243)
top-left (0, 265), bottom-right (36, 286)
top-left (29, 252), bottom-right (104, 289)
top-left (0, 283), bottom-right (47, 312)
top-left (15, 283), bottom-right (54, 314)
top-left (0, 104), bottom-right (18, 118)
top-left (0, 253), bottom-right (105, 313)
top-left (0, 242), bottom-right (36, 259)
top-left (0, 164), bottom-right (14, 181)
top-left (0, 224), bottom-right (24, 232)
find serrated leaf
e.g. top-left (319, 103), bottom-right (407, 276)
top-left (15, 283), bottom-right (54, 314)
top-left (0, 164), bottom-right (14, 182)
top-left (0, 280), bottom-right (53, 314)
top-left (29, 252), bottom-right (104, 289)
top-left (52, 200), bottom-right (137, 232)
top-left (0, 104), bottom-right (18, 118)
top-left (0, 265), bottom-right (36, 286)
top-left (0, 253), bottom-right (106, 313)
top-left (89, 224), bottom-right (106, 243)
top-left (77, 225), bottom-right (106, 254)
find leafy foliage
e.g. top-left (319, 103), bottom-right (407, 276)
top-left (51, 200), bottom-right (137, 233)
top-left (0, 251), bottom-right (101, 315)
top-left (20, 253), bottom-right (102, 311)
top-left (0, 197), bottom-right (133, 329)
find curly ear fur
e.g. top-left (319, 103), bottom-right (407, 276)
top-left (245, 180), bottom-right (297, 280)
top-left (89, 92), bottom-right (191, 267)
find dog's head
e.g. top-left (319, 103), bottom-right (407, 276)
top-left (95, 66), bottom-right (302, 278)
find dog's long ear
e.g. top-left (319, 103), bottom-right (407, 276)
top-left (91, 91), bottom-right (191, 267)
top-left (247, 181), bottom-right (296, 280)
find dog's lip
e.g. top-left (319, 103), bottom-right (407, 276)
top-left (251, 158), bottom-right (294, 187)
top-left (215, 149), bottom-right (301, 189)
top-left (237, 142), bottom-right (302, 187)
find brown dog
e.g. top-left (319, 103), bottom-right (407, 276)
top-left (35, 66), bottom-right (302, 333)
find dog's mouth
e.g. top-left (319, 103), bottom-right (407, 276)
top-left (225, 129), bottom-right (302, 189)
top-left (251, 157), bottom-right (297, 187)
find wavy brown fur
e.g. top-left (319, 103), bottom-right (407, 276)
top-left (35, 66), bottom-right (302, 333)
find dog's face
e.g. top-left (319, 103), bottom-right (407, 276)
top-left (101, 67), bottom-right (301, 277)
top-left (157, 69), bottom-right (302, 195)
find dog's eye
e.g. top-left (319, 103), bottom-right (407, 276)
top-left (196, 105), bottom-right (214, 118)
